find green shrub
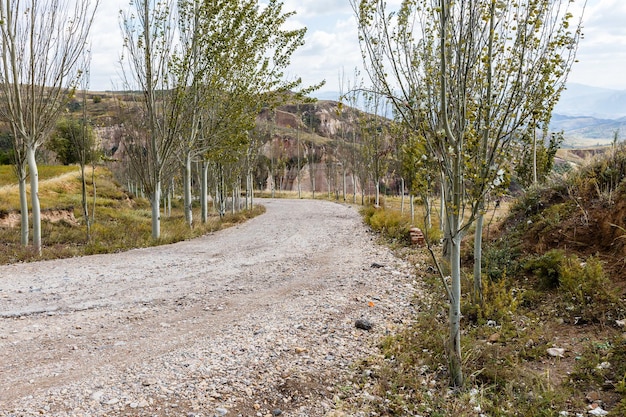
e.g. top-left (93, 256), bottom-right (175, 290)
top-left (462, 274), bottom-right (518, 325)
top-left (483, 240), bottom-right (521, 282)
top-left (362, 207), bottom-right (411, 243)
top-left (525, 250), bottom-right (622, 323)
top-left (482, 275), bottom-right (519, 323)
top-left (559, 256), bottom-right (621, 323)
top-left (524, 249), bottom-right (567, 289)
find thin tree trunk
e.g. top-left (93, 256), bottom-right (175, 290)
top-left (27, 146), bottom-right (41, 255)
top-left (376, 181), bottom-right (380, 206)
top-left (167, 179), bottom-right (172, 218)
top-left (532, 124), bottom-right (538, 184)
top-left (250, 173), bottom-right (254, 210)
top-left (400, 178), bottom-right (405, 214)
top-left (183, 151), bottom-right (193, 227)
top-left (448, 230), bottom-right (463, 387)
top-left (201, 160), bottom-right (208, 223)
top-left (80, 163), bottom-right (90, 241)
top-left (311, 162), bottom-right (316, 199)
top-left (440, 176), bottom-right (445, 232)
top-left (473, 212), bottom-right (485, 304)
top-left (342, 168), bottom-right (347, 201)
top-left (425, 194), bottom-right (432, 229)
top-left (18, 167), bottom-right (29, 246)
top-left (91, 163), bottom-right (96, 227)
top-left (151, 180), bottom-right (161, 240)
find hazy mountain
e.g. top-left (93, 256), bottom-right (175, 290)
top-left (315, 84), bottom-right (626, 147)
top-left (550, 114), bottom-right (626, 147)
top-left (554, 83), bottom-right (626, 119)
top-left (551, 84), bottom-right (626, 146)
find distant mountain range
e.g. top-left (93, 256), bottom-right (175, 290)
top-left (551, 83), bottom-right (626, 147)
top-left (314, 83), bottom-right (626, 148)
top-left (554, 83), bottom-right (626, 119)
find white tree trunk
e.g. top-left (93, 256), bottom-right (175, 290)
top-left (342, 168), bottom-right (347, 201)
top-left (27, 146), bottom-right (41, 255)
top-left (425, 194), bottom-right (432, 229)
top-left (151, 180), bottom-right (161, 240)
top-left (532, 126), bottom-right (538, 184)
top-left (18, 167), bottom-right (29, 246)
top-left (440, 178), bottom-right (445, 232)
top-left (183, 152), bottom-right (193, 227)
top-left (449, 229), bottom-right (463, 387)
top-left (400, 178), bottom-right (405, 214)
top-left (473, 212), bottom-right (485, 304)
top-left (250, 173), bottom-right (254, 209)
top-left (91, 163), bottom-right (97, 226)
top-left (201, 161), bottom-right (209, 223)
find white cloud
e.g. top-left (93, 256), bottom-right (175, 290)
top-left (85, 0), bottom-right (626, 92)
top-left (568, 0), bottom-right (626, 89)
top-left (89, 1), bottom-right (127, 90)
top-left (287, 15), bottom-right (364, 93)
top-left (282, 0), bottom-right (352, 17)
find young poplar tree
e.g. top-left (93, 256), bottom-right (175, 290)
top-left (120, 0), bottom-right (183, 240)
top-left (0, 0), bottom-right (99, 253)
top-left (173, 0), bottom-right (317, 223)
top-left (354, 0), bottom-right (584, 386)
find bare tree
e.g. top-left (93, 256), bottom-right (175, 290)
top-left (0, 0), bottom-right (99, 254)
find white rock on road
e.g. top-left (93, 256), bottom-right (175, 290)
top-left (0, 199), bottom-right (419, 416)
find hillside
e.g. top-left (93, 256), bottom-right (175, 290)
top-left (550, 114), bottom-right (626, 147)
top-left (315, 85), bottom-right (626, 147)
top-left (354, 143), bottom-right (626, 416)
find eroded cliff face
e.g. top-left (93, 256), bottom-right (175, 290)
top-left (90, 97), bottom-right (377, 195)
top-left (256, 100), bottom-right (366, 194)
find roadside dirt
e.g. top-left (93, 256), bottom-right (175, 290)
top-left (0, 199), bottom-right (419, 416)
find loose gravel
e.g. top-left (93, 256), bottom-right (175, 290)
top-left (0, 199), bottom-right (420, 417)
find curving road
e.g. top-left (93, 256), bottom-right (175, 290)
top-left (0, 199), bottom-right (417, 416)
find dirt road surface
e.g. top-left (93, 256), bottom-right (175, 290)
top-left (0, 199), bottom-right (418, 416)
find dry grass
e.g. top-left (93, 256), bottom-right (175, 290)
top-left (0, 165), bottom-right (265, 265)
top-left (345, 156), bottom-right (626, 416)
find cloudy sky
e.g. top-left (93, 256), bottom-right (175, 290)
top-left (88, 0), bottom-right (626, 93)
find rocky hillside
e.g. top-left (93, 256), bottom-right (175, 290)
top-left (254, 100), bottom-right (376, 194)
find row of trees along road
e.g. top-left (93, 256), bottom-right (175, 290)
top-left (353, 0), bottom-right (584, 386)
top-left (118, 0), bottom-right (319, 239)
top-left (0, 0), bottom-right (319, 249)
top-left (0, 0), bottom-right (99, 254)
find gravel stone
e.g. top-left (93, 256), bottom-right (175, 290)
top-left (354, 318), bottom-right (373, 331)
top-left (0, 199), bottom-right (419, 416)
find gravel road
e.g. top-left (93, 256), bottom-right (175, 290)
top-left (0, 199), bottom-right (419, 417)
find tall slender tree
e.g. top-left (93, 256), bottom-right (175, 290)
top-left (120, 0), bottom-right (183, 240)
top-left (354, 0), bottom-right (584, 386)
top-left (0, 0), bottom-right (99, 253)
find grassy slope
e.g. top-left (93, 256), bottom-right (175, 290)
top-left (0, 166), bottom-right (265, 264)
top-left (350, 149), bottom-right (626, 416)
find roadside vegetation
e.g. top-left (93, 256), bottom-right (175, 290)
top-left (0, 166), bottom-right (265, 265)
top-left (356, 147), bottom-right (626, 416)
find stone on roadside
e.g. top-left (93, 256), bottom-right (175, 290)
top-left (547, 347), bottom-right (565, 357)
top-left (588, 405), bottom-right (609, 416)
top-left (355, 319), bottom-right (373, 331)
